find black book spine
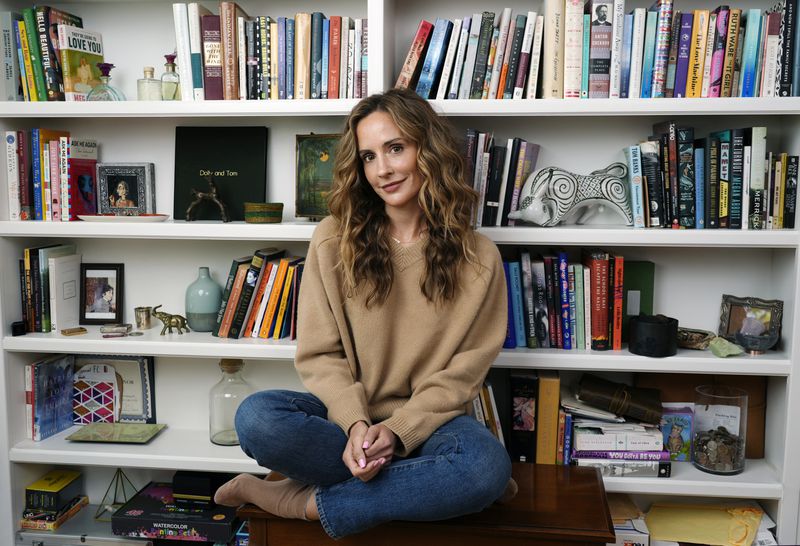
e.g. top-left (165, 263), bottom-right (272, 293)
top-left (706, 136), bottom-right (721, 228)
top-left (639, 141), bottom-right (664, 227)
top-left (784, 155), bottom-right (798, 229)
top-left (729, 128), bottom-right (746, 229)
top-left (469, 12), bottom-right (496, 99)
top-left (502, 14), bottom-right (527, 99)
top-left (779, 0), bottom-right (795, 96)
top-left (30, 250), bottom-right (41, 332)
top-left (677, 127), bottom-right (696, 228)
top-left (500, 138), bottom-right (523, 226)
top-left (658, 134), bottom-right (672, 228)
top-left (228, 254), bottom-right (265, 338)
top-left (508, 372), bottom-right (538, 462)
top-left (213, 258), bottom-right (248, 337)
top-left (482, 145), bottom-right (507, 226)
top-left (19, 259), bottom-right (28, 329)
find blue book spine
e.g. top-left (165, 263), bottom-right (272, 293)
top-left (509, 261), bottom-right (526, 348)
top-left (13, 18), bottom-right (27, 99)
top-left (502, 261), bottom-right (517, 349)
top-left (286, 18), bottom-right (295, 99)
top-left (695, 146), bottom-right (705, 229)
top-left (310, 12), bottom-right (324, 99)
top-left (415, 18), bottom-right (453, 99)
top-left (31, 128), bottom-right (42, 221)
top-left (581, 14), bottom-right (591, 98)
top-left (563, 413), bottom-right (573, 464)
top-left (794, 1), bottom-right (800, 95)
top-left (321, 18), bottom-right (329, 99)
top-left (640, 10), bottom-right (658, 99)
top-left (557, 251), bottom-right (571, 350)
top-left (567, 265), bottom-right (577, 351)
top-left (619, 13), bottom-right (634, 98)
top-left (624, 145), bottom-right (646, 228)
top-left (740, 9), bottom-right (762, 98)
top-left (278, 17), bottom-right (287, 100)
top-left (674, 12), bottom-right (693, 97)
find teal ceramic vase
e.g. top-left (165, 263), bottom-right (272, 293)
top-left (185, 266), bottom-right (222, 332)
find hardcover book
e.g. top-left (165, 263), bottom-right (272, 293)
top-left (173, 126), bottom-right (267, 222)
top-left (112, 482), bottom-right (239, 543)
top-left (34, 6), bottom-right (83, 101)
top-left (28, 354), bottom-right (75, 441)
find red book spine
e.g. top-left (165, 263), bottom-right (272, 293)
top-left (17, 130), bottom-right (32, 220)
top-left (612, 255), bottom-right (624, 351)
top-left (583, 251), bottom-right (609, 351)
top-left (395, 20), bottom-right (434, 88)
top-left (202, 15), bottom-right (224, 100)
top-left (328, 16), bottom-right (341, 98)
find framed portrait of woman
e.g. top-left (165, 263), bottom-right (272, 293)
top-left (80, 263), bottom-right (124, 325)
top-left (97, 163), bottom-right (156, 215)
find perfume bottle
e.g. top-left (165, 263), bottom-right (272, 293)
top-left (86, 63), bottom-right (127, 101)
top-left (209, 359), bottom-right (254, 446)
top-left (137, 66), bottom-right (162, 100)
top-left (161, 54), bottom-right (181, 100)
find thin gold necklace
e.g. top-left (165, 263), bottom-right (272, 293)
top-left (390, 228), bottom-right (427, 244)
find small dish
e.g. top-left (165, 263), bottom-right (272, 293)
top-left (78, 214), bottom-right (170, 223)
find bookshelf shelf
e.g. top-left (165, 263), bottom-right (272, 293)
top-left (603, 458), bottom-right (783, 499)
top-left (0, 99), bottom-right (360, 118)
top-left (430, 97), bottom-right (800, 117)
top-left (9, 426), bottom-right (267, 474)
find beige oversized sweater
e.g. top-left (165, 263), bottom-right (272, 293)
top-left (295, 216), bottom-right (508, 456)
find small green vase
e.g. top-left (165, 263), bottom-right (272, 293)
top-left (185, 266), bottom-right (222, 332)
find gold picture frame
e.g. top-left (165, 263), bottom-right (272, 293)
top-left (295, 133), bottom-right (341, 220)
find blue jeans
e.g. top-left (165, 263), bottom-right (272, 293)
top-left (235, 390), bottom-right (511, 539)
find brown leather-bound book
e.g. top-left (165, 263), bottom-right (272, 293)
top-left (219, 1), bottom-right (248, 100)
top-left (578, 373), bottom-right (662, 425)
top-left (201, 15), bottom-right (223, 100)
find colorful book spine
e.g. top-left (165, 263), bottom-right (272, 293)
top-left (707, 7), bottom-right (729, 98)
top-left (22, 8), bottom-right (45, 101)
top-left (694, 141), bottom-right (705, 228)
top-left (502, 15), bottom-right (527, 99)
top-left (16, 19), bottom-right (35, 101)
top-left (321, 18), bottom-right (329, 99)
top-left (526, 15), bottom-right (545, 99)
top-left (677, 127), bottom-right (695, 228)
top-left (469, 11), bottom-right (495, 99)
top-left (557, 251), bottom-right (571, 351)
top-left (608, 0), bottom-right (625, 98)
top-left (542, 0), bottom-right (564, 98)
top-left (650, 0), bottom-right (673, 98)
top-left (572, 450), bottom-right (670, 461)
top-left (395, 19), bottom-right (433, 89)
top-left (640, 9), bottom-right (658, 98)
top-left (310, 12), bottom-right (324, 99)
top-left (673, 12), bottom-right (694, 97)
top-left (721, 9), bottom-right (741, 97)
top-left (564, 0), bottom-right (585, 99)
top-left (619, 13), bottom-right (634, 98)
top-left (739, 9), bottom-right (762, 97)
top-left (664, 10), bottom-right (681, 97)
top-left (581, 14), bottom-right (591, 98)
top-left (502, 261), bottom-right (517, 348)
top-left (729, 128), bottom-right (745, 229)
top-left (286, 17), bottom-right (294, 99)
top-left (5, 131), bottom-right (20, 220)
top-left (509, 261), bottom-right (526, 348)
top-left (201, 15), bottom-right (223, 100)
top-left (415, 18), bottom-right (453, 99)
top-left (686, 9), bottom-right (709, 97)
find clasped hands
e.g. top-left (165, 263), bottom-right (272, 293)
top-left (344, 421), bottom-right (396, 482)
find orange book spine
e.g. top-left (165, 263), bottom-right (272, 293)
top-left (612, 255), bottom-right (624, 351)
top-left (218, 264), bottom-right (248, 338)
top-left (258, 259), bottom-right (289, 338)
top-left (535, 370), bottom-right (560, 464)
top-left (242, 263), bottom-right (273, 338)
top-left (273, 265), bottom-right (296, 339)
top-left (556, 409), bottom-right (566, 464)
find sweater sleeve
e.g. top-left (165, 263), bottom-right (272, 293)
top-left (380, 249), bottom-right (508, 456)
top-left (294, 236), bottom-right (371, 435)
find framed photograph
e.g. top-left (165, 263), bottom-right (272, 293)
top-left (718, 294), bottom-right (784, 343)
top-left (75, 354), bottom-right (156, 423)
top-left (97, 162), bottom-right (156, 215)
top-left (296, 133), bottom-right (341, 220)
top-left (80, 263), bottom-right (124, 325)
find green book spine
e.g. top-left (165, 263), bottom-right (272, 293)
top-left (22, 8), bottom-right (46, 101)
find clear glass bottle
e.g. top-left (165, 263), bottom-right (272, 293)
top-left (161, 53), bottom-right (181, 100)
top-left (137, 66), bottom-right (162, 100)
top-left (86, 63), bottom-right (127, 101)
top-left (209, 359), bottom-right (254, 446)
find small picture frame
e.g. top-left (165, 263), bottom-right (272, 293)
top-left (718, 294), bottom-right (784, 343)
top-left (75, 354), bottom-right (156, 423)
top-left (80, 263), bottom-right (124, 325)
top-left (97, 162), bottom-right (156, 215)
top-left (296, 133), bottom-right (341, 220)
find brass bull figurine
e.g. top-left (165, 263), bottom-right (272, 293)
top-left (152, 305), bottom-right (190, 335)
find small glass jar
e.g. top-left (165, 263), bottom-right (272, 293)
top-left (137, 66), bottom-right (162, 100)
top-left (693, 385), bottom-right (748, 475)
top-left (209, 359), bottom-right (254, 446)
top-left (161, 53), bottom-right (181, 100)
top-left (86, 63), bottom-right (127, 101)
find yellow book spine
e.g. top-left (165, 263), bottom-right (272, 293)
top-left (18, 20), bottom-right (37, 101)
top-left (721, 9), bottom-right (741, 98)
top-left (270, 21), bottom-right (279, 99)
top-left (294, 13), bottom-right (311, 99)
top-left (535, 370), bottom-right (560, 464)
top-left (258, 259), bottom-right (288, 338)
top-left (273, 265), bottom-right (296, 338)
top-left (686, 10), bottom-right (709, 98)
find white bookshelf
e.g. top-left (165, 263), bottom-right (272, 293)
top-left (0, 0), bottom-right (798, 543)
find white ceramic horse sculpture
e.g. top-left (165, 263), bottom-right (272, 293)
top-left (507, 163), bottom-right (633, 227)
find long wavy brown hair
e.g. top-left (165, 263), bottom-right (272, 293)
top-left (327, 88), bottom-right (478, 307)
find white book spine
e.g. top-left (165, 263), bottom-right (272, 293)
top-left (476, 150), bottom-right (490, 227)
top-left (48, 257), bottom-right (57, 331)
top-left (542, 0), bottom-right (565, 98)
top-left (354, 18), bottom-right (362, 99)
top-left (526, 15), bottom-right (545, 98)
top-left (25, 363), bottom-right (32, 440)
top-left (701, 13), bottom-right (717, 98)
top-left (564, 0), bottom-right (585, 98)
top-left (513, 12), bottom-right (537, 99)
top-left (488, 8), bottom-right (513, 99)
top-left (188, 2), bottom-right (211, 100)
top-left (436, 18), bottom-right (463, 100)
top-left (43, 144), bottom-right (51, 222)
top-left (59, 136), bottom-right (69, 222)
top-left (237, 15), bottom-right (247, 100)
top-left (347, 29), bottom-right (356, 98)
top-left (628, 8), bottom-right (646, 98)
top-left (742, 144), bottom-right (751, 230)
top-left (448, 21), bottom-right (471, 99)
top-left (608, 0), bottom-right (626, 98)
top-left (5, 131), bottom-right (20, 221)
top-left (339, 17), bottom-right (351, 100)
top-left (173, 3), bottom-right (195, 101)
top-left (583, 265), bottom-right (591, 350)
top-left (459, 13), bottom-right (482, 99)
top-left (762, 27), bottom-right (780, 98)
top-left (251, 265), bottom-right (278, 337)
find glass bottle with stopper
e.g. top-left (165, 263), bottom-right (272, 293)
top-left (137, 66), bottom-right (161, 100)
top-left (86, 62), bottom-right (126, 101)
top-left (161, 53), bottom-right (181, 100)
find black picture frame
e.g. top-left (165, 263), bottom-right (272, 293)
top-left (97, 163), bottom-right (156, 215)
top-left (74, 354), bottom-right (156, 423)
top-left (80, 263), bottom-right (124, 325)
top-left (718, 294), bottom-right (784, 343)
top-left (296, 133), bottom-right (341, 220)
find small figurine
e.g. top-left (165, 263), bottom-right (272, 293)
top-left (507, 163), bottom-right (633, 226)
top-left (152, 305), bottom-right (190, 335)
top-left (185, 177), bottom-right (231, 222)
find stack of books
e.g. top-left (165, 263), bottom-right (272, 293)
top-left (20, 470), bottom-right (88, 531)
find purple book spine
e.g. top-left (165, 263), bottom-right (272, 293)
top-left (674, 12), bottom-right (693, 97)
top-left (708, 8), bottom-right (729, 97)
top-left (572, 450), bottom-right (670, 461)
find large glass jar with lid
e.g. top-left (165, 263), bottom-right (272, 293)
top-left (209, 359), bottom-right (254, 445)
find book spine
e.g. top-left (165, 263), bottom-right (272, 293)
top-left (639, 140), bottom-right (663, 227)
top-left (268, 20), bottom-right (278, 99)
top-left (721, 9), bottom-right (741, 97)
top-left (327, 16), bottom-right (339, 99)
top-left (785, 155), bottom-right (798, 229)
top-left (573, 458), bottom-right (671, 477)
top-left (59, 137), bottom-right (69, 222)
top-left (627, 9), bottom-right (646, 98)
top-left (259, 261), bottom-right (289, 338)
top-left (572, 449), bottom-right (670, 461)
top-left (619, 13), bottom-right (634, 98)
top-left (557, 252), bottom-right (572, 350)
top-left (535, 371), bottom-right (560, 464)
top-left (447, 17), bottom-right (470, 99)
top-left (310, 12), bottom-right (323, 99)
top-left (611, 255), bottom-right (623, 351)
top-left (700, 12), bottom-right (717, 98)
top-left (694, 141), bottom-right (705, 228)
top-left (24, 361), bottom-right (32, 439)
top-left (513, 12), bottom-right (536, 99)
top-left (664, 10), bottom-right (681, 97)
top-left (250, 263), bottom-right (278, 337)
top-left (236, 16), bottom-right (246, 100)
top-left (542, 256), bottom-right (559, 348)
top-left (213, 259), bottom-right (244, 337)
top-left (396, 20), bottom-right (433, 89)
top-left (686, 10), bottom-right (709, 98)
top-left (228, 255), bottom-right (264, 338)
top-left (219, 2), bottom-right (239, 100)
top-left (15, 19), bottom-right (33, 101)
top-left (640, 10), bottom-right (658, 98)
top-left (708, 9), bottom-right (729, 98)
top-left (740, 9), bottom-right (762, 97)
top-left (717, 133), bottom-right (731, 228)
top-left (677, 127), bottom-right (696, 228)
top-left (564, 0), bottom-right (585, 99)
top-left (321, 18), bottom-right (329, 99)
top-left (582, 266), bottom-right (591, 349)
top-left (608, 0), bottom-right (625, 98)
top-left (173, 3), bottom-right (195, 101)
top-left (487, 9), bottom-right (512, 99)
top-left (502, 15), bottom-right (526, 99)
top-left (257, 17), bottom-right (268, 99)
top-left (573, 430), bottom-right (664, 451)
top-left (706, 136), bottom-right (721, 228)
top-left (188, 3), bottom-right (208, 100)
top-left (294, 13), bottom-right (311, 99)
top-left (415, 18), bottom-right (452, 99)
top-left (567, 267), bottom-right (578, 351)
top-left (588, 6), bottom-right (613, 98)
top-left (556, 409), bottom-right (566, 464)
top-left (779, 1), bottom-right (795, 96)
top-left (435, 18), bottom-right (462, 100)
top-left (201, 15), bottom-right (223, 100)
top-left (48, 140), bottom-right (60, 222)
top-left (31, 129), bottom-right (42, 220)
top-left (526, 15), bottom-right (545, 99)
top-left (582, 251), bottom-right (609, 350)
top-left (563, 413), bottom-right (573, 464)
top-left (218, 264), bottom-right (248, 338)
top-left (244, 19), bottom-right (257, 100)
top-left (624, 145), bottom-right (646, 228)
top-left (674, 13), bottom-right (694, 97)
top-left (729, 129), bottom-right (745, 229)
top-left (273, 265), bottom-right (296, 338)
top-left (1, 12), bottom-right (21, 101)
top-left (17, 130), bottom-right (31, 220)
top-left (573, 264), bottom-right (584, 350)
top-left (21, 8), bottom-right (45, 102)
top-left (519, 252), bottom-right (537, 348)
top-left (5, 131), bottom-right (20, 220)
top-left (509, 261), bottom-right (526, 348)
top-left (352, 19), bottom-right (361, 98)
top-left (360, 18), bottom-right (368, 97)
top-left (650, 0), bottom-right (674, 98)
top-left (542, 0), bottom-right (564, 98)
top-left (531, 260), bottom-right (550, 348)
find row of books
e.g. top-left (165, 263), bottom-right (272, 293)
top-left (502, 249), bottom-right (652, 352)
top-left (19, 243), bottom-right (81, 334)
top-left (467, 130), bottom-right (541, 228)
top-left (174, 2), bottom-right (367, 101)
top-left (5, 129), bottom-right (99, 221)
top-left (212, 248), bottom-right (304, 341)
top-left (21, 469), bottom-right (87, 531)
top-left (626, 123), bottom-right (797, 230)
top-left (398, 0), bottom-right (800, 100)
